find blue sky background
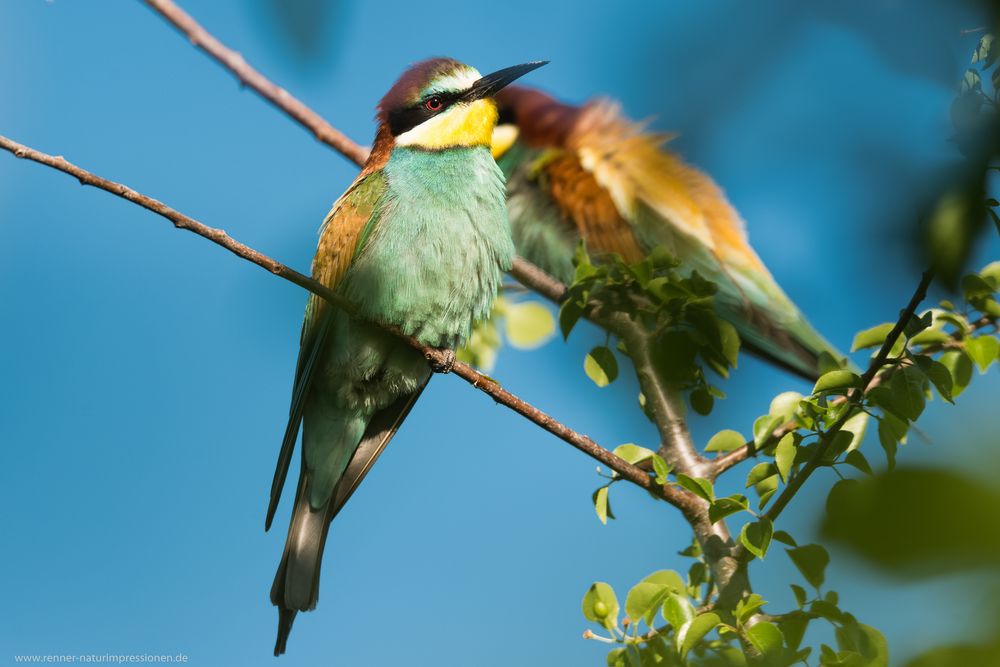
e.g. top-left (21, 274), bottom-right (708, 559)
top-left (2, 1), bottom-right (998, 665)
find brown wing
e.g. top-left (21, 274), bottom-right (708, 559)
top-left (540, 150), bottom-right (646, 262)
top-left (266, 168), bottom-right (388, 530)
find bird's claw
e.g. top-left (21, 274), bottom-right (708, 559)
top-left (429, 348), bottom-right (456, 374)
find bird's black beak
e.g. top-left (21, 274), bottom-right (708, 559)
top-left (463, 61), bottom-right (548, 102)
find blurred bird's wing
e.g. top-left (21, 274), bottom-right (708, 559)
top-left (266, 170), bottom-right (388, 530)
top-left (563, 100), bottom-right (839, 378)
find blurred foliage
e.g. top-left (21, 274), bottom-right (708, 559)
top-left (822, 460), bottom-right (1000, 667)
top-left (923, 31), bottom-right (1000, 288)
top-left (253, 0), bottom-right (350, 62)
top-left (457, 295), bottom-right (556, 372)
top-left (823, 467), bottom-right (1000, 576)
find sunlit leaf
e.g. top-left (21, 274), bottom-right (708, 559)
top-left (705, 429), bottom-right (746, 453)
top-left (851, 323), bottom-right (894, 351)
top-left (676, 474), bottom-right (714, 502)
top-left (582, 582), bottom-right (620, 631)
top-left (775, 433), bottom-right (796, 483)
top-left (504, 300), bottom-right (556, 349)
top-left (741, 517), bottom-right (774, 560)
top-left (678, 612), bottom-right (720, 657)
top-left (585, 346), bottom-right (619, 387)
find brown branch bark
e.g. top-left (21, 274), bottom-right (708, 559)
top-left (0, 134), bottom-right (665, 496)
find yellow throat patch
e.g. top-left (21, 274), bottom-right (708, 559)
top-left (396, 98), bottom-right (499, 150)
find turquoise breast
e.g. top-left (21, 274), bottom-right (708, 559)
top-left (342, 146), bottom-right (514, 349)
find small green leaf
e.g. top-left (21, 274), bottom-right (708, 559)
top-left (813, 370), bottom-right (861, 395)
top-left (981, 259), bottom-right (1000, 287)
top-left (612, 444), bottom-right (656, 465)
top-left (740, 517), bottom-right (774, 559)
top-left (690, 387), bottom-right (714, 415)
top-left (504, 301), bottom-right (556, 349)
top-left (786, 544), bottom-right (830, 589)
top-left (625, 576), bottom-right (676, 627)
top-left (755, 474), bottom-right (780, 509)
top-left (753, 414), bottom-right (783, 447)
top-left (735, 593), bottom-right (767, 625)
top-left (661, 592), bottom-right (694, 630)
top-left (915, 356), bottom-right (954, 403)
top-left (676, 473), bottom-right (714, 502)
top-left (585, 346), bottom-right (619, 387)
top-left (891, 365), bottom-right (926, 421)
top-left (836, 623), bottom-right (888, 667)
top-left (844, 450), bottom-right (873, 475)
top-left (790, 584), bottom-right (808, 608)
top-left (940, 350), bottom-right (974, 397)
top-left (774, 530), bottom-right (798, 547)
top-left (966, 335), bottom-right (999, 372)
top-left (746, 621), bottom-right (784, 657)
top-left (769, 391), bottom-right (803, 421)
top-left (558, 299), bottom-right (585, 340)
top-left (709, 495), bottom-right (749, 524)
top-left (718, 318), bottom-right (741, 368)
top-left (780, 612), bottom-right (810, 651)
top-left (678, 612), bottom-right (720, 657)
top-left (851, 323), bottom-right (894, 351)
top-left (962, 273), bottom-right (994, 299)
top-left (774, 433), bottom-right (796, 483)
top-left (705, 429), bottom-right (746, 453)
top-left (652, 455), bottom-right (671, 484)
top-left (593, 486), bottom-right (611, 525)
top-left (876, 413), bottom-right (907, 469)
top-left (746, 462), bottom-right (778, 487)
top-left (583, 582), bottom-right (620, 631)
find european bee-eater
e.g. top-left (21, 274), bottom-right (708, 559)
top-left (267, 58), bottom-right (545, 655)
top-left (492, 87), bottom-right (841, 379)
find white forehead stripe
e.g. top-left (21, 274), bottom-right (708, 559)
top-left (423, 68), bottom-right (481, 96)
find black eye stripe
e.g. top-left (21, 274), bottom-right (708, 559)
top-left (387, 91), bottom-right (463, 136)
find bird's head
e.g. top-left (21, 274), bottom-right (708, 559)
top-left (376, 58), bottom-right (547, 153)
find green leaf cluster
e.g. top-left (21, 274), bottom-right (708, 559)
top-left (561, 243), bottom-right (739, 411)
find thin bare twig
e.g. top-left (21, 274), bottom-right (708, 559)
top-left (142, 0), bottom-right (369, 166)
top-left (0, 134), bottom-right (664, 495)
top-left (743, 270), bottom-right (936, 536)
top-left (710, 272), bottom-right (975, 480)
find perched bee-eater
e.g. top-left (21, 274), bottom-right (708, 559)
top-left (492, 87), bottom-right (841, 379)
top-left (267, 58), bottom-right (546, 655)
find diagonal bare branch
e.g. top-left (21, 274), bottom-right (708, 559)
top-left (0, 134), bottom-right (670, 498)
top-left (142, 0), bottom-right (369, 166)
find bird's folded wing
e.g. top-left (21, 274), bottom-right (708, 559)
top-left (266, 170), bottom-right (388, 530)
top-left (327, 379), bottom-right (429, 522)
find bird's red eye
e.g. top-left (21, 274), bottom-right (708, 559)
top-left (425, 96), bottom-right (443, 111)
